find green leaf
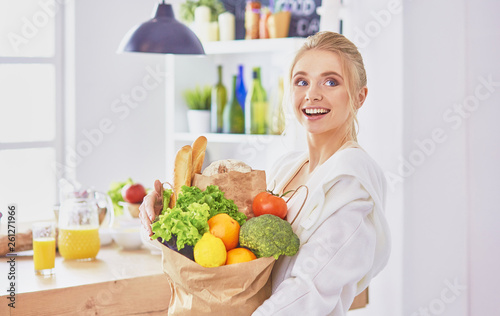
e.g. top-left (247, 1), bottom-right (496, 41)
top-left (183, 85), bottom-right (212, 110)
top-left (107, 178), bottom-right (134, 215)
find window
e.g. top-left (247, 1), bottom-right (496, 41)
top-left (0, 0), bottom-right (65, 223)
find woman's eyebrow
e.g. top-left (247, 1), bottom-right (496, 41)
top-left (292, 71), bottom-right (307, 78)
top-left (321, 71), bottom-right (343, 79)
top-left (292, 71), bottom-right (343, 79)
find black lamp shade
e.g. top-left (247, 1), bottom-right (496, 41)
top-left (118, 3), bottom-right (205, 55)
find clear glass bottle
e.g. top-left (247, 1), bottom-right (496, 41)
top-left (211, 65), bottom-right (227, 133)
top-left (245, 67), bottom-right (268, 134)
top-left (222, 75), bottom-right (245, 134)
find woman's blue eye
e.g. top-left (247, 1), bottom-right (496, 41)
top-left (296, 80), bottom-right (308, 86)
top-left (325, 79), bottom-right (337, 86)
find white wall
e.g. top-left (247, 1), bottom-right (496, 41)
top-left (402, 0), bottom-right (500, 315)
top-left (462, 1), bottom-right (500, 315)
top-left (403, 0), bottom-right (469, 315)
top-left (72, 0), bottom-right (167, 193)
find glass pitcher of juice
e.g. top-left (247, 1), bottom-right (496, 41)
top-left (58, 186), bottom-right (113, 260)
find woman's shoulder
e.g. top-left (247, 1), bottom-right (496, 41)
top-left (321, 145), bottom-right (387, 205)
top-left (329, 145), bottom-right (384, 178)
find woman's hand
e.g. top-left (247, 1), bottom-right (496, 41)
top-left (139, 179), bottom-right (164, 236)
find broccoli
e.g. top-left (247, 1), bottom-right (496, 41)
top-left (239, 214), bottom-right (300, 260)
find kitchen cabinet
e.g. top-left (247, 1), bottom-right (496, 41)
top-left (164, 38), bottom-right (308, 181)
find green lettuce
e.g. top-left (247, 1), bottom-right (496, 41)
top-left (176, 185), bottom-right (247, 226)
top-left (151, 202), bottom-right (210, 250)
top-left (151, 185), bottom-right (247, 250)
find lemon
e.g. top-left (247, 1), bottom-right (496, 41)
top-left (194, 232), bottom-right (227, 268)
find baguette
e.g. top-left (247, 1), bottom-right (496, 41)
top-left (191, 136), bottom-right (208, 176)
top-left (173, 145), bottom-right (193, 204)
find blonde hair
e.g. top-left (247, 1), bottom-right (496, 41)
top-left (287, 31), bottom-right (367, 142)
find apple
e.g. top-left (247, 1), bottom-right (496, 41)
top-left (121, 183), bottom-right (147, 204)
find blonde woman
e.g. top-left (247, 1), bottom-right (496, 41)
top-left (139, 31), bottom-right (391, 316)
top-left (252, 31), bottom-right (391, 315)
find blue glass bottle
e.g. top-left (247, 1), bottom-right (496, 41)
top-left (236, 65), bottom-right (247, 112)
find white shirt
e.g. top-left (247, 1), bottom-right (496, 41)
top-left (252, 144), bottom-right (391, 316)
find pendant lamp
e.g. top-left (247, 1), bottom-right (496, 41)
top-left (118, 1), bottom-right (205, 55)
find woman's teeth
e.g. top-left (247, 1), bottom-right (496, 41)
top-left (303, 108), bottom-right (330, 116)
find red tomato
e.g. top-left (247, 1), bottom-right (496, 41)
top-left (121, 183), bottom-right (147, 204)
top-left (252, 191), bottom-right (288, 219)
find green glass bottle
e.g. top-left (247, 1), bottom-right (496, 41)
top-left (245, 67), bottom-right (268, 134)
top-left (222, 75), bottom-right (245, 134)
top-left (269, 76), bottom-right (285, 135)
top-left (211, 65), bottom-right (227, 133)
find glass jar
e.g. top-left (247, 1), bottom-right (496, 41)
top-left (57, 189), bottom-right (112, 260)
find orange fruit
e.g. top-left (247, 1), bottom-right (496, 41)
top-left (226, 247), bottom-right (257, 265)
top-left (208, 213), bottom-right (240, 251)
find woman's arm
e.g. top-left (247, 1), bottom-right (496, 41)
top-left (253, 176), bottom-right (378, 316)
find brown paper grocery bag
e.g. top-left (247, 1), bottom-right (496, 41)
top-left (193, 170), bottom-right (266, 219)
top-left (160, 241), bottom-right (275, 316)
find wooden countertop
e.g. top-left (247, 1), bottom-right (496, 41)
top-left (0, 243), bottom-right (171, 315)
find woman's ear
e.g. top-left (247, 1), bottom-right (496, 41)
top-left (357, 86), bottom-right (368, 109)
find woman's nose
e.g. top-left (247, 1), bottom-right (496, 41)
top-left (305, 85), bottom-right (323, 102)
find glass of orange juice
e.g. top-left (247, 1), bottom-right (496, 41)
top-left (32, 222), bottom-right (56, 276)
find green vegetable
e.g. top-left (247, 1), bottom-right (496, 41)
top-left (239, 214), bottom-right (300, 260)
top-left (176, 185), bottom-right (247, 225)
top-left (107, 178), bottom-right (134, 215)
top-left (151, 202), bottom-right (210, 250)
top-left (151, 185), bottom-right (246, 250)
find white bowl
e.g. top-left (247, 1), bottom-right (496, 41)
top-left (111, 226), bottom-right (142, 250)
top-left (99, 227), bottom-right (113, 246)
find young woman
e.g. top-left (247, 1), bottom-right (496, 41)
top-left (250, 31), bottom-right (391, 315)
top-left (140, 31), bottom-right (390, 316)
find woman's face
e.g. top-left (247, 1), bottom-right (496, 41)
top-left (291, 49), bottom-right (351, 137)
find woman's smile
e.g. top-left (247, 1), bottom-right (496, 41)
top-left (302, 107), bottom-right (332, 120)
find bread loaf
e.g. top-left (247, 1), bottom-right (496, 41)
top-left (202, 159), bottom-right (252, 176)
top-left (173, 145), bottom-right (193, 204)
top-left (191, 136), bottom-right (207, 176)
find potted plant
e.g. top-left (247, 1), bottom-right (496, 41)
top-left (183, 85), bottom-right (212, 133)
